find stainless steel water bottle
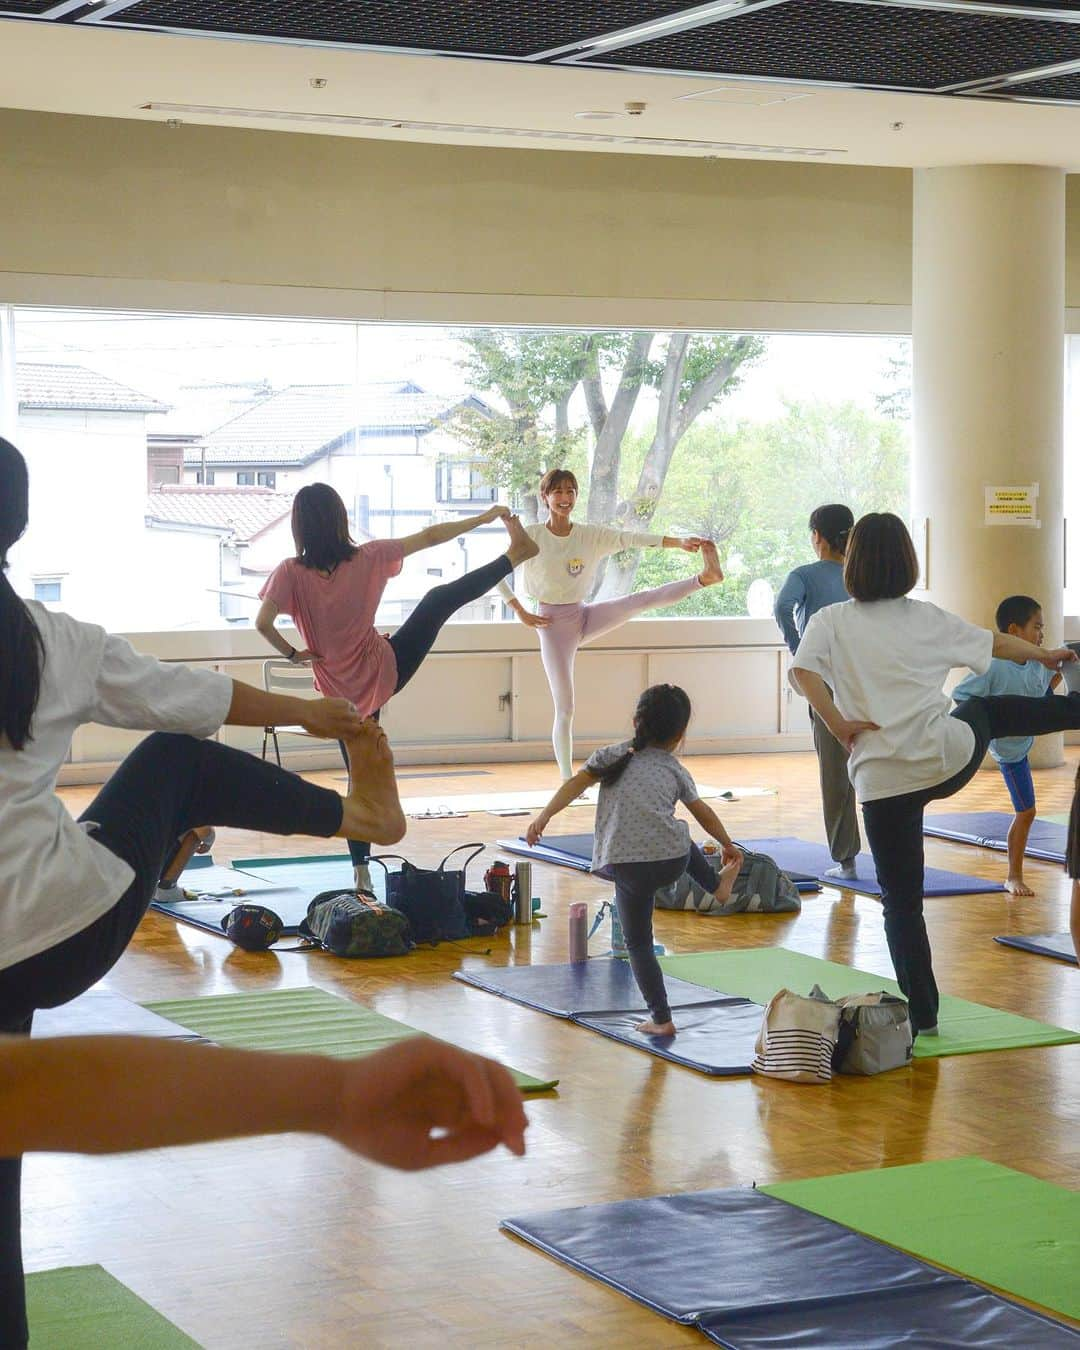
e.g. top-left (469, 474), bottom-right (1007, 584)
top-left (513, 862), bottom-right (533, 924)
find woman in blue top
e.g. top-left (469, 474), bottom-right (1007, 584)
top-left (774, 505), bottom-right (860, 879)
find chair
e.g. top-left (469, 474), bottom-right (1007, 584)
top-left (261, 659), bottom-right (332, 766)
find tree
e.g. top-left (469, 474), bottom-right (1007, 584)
top-left (874, 339), bottom-right (912, 422)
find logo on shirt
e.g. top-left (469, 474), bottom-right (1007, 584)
top-left (567, 558), bottom-right (585, 577)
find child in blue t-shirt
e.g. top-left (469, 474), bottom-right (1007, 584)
top-left (952, 595), bottom-right (1062, 895)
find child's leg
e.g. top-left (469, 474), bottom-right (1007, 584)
top-left (536, 613), bottom-right (584, 781)
top-left (389, 554), bottom-right (513, 693)
top-left (999, 756), bottom-right (1037, 895)
top-left (579, 574), bottom-right (703, 645)
top-left (609, 856), bottom-right (686, 1032)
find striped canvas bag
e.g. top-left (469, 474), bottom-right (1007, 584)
top-left (752, 988), bottom-right (841, 1084)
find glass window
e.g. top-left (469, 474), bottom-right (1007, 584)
top-left (33, 578), bottom-right (62, 603)
top-left (195, 469), bottom-right (216, 486)
top-left (257, 471), bottom-right (276, 488)
top-left (236, 471), bottom-right (255, 486)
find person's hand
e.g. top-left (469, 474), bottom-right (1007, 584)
top-left (720, 842), bottom-right (743, 869)
top-left (525, 815), bottom-right (547, 847)
top-left (481, 504), bottom-right (512, 524)
top-left (515, 608), bottom-right (551, 629)
top-left (299, 697), bottom-right (364, 740)
top-left (675, 536), bottom-right (705, 553)
top-left (330, 1038), bottom-right (528, 1170)
top-left (1040, 646), bottom-right (1078, 670)
top-left (290, 648), bottom-right (320, 665)
top-left (831, 717), bottom-right (880, 752)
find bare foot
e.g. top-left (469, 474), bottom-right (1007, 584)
top-left (339, 721), bottom-right (406, 845)
top-left (1005, 877), bottom-right (1034, 896)
top-left (713, 855), bottom-right (742, 905)
top-left (636, 1019), bottom-right (676, 1036)
top-left (698, 539), bottom-right (724, 586)
top-left (503, 514), bottom-right (540, 568)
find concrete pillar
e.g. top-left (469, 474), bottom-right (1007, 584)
top-left (912, 166), bottom-right (1065, 766)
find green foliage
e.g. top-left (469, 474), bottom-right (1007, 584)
top-left (628, 398), bottom-right (910, 616)
top-left (874, 340), bottom-right (912, 422)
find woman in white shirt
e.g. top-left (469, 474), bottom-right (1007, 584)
top-left (791, 512), bottom-right (1079, 1036)
top-left (499, 468), bottom-right (724, 778)
top-left (0, 437), bottom-right (414, 1347)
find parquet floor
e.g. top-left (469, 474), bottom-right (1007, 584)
top-left (35, 750), bottom-right (1080, 1348)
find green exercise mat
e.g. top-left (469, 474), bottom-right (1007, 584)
top-left (763, 1157), bottom-right (1080, 1323)
top-left (144, 987), bottom-right (557, 1092)
top-left (1041, 811), bottom-right (1070, 826)
top-left (658, 947), bottom-right (1080, 1058)
top-left (27, 1265), bottom-right (201, 1349)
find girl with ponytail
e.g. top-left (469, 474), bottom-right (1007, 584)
top-left (773, 503), bottom-right (861, 881)
top-left (527, 684), bottom-right (743, 1034)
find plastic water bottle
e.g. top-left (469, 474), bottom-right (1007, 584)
top-left (568, 902), bottom-right (588, 962)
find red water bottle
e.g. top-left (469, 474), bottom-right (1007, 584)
top-left (484, 860), bottom-right (513, 907)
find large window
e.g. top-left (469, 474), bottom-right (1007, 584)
top-left (0, 309), bottom-right (913, 631)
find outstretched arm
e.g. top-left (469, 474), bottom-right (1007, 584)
top-left (0, 1035), bottom-right (527, 1168)
top-left (686, 798), bottom-right (741, 866)
top-left (993, 632), bottom-right (1078, 670)
top-left (398, 505), bottom-right (509, 559)
top-left (225, 678), bottom-right (363, 742)
top-left (790, 667), bottom-right (879, 752)
top-left (526, 769), bottom-right (597, 845)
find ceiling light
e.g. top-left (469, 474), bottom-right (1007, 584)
top-left (139, 103), bottom-right (843, 157)
top-left (676, 85), bottom-right (811, 107)
top-left (573, 110), bottom-right (623, 120)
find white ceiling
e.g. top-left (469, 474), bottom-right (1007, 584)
top-left (3, 15), bottom-right (1080, 169)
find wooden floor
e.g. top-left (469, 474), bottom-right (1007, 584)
top-left (35, 750), bottom-right (1080, 1348)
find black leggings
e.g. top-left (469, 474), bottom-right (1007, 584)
top-left (341, 553), bottom-right (513, 867)
top-left (861, 691), bottom-right (1080, 1032)
top-left (610, 845), bottom-right (717, 1023)
top-left (0, 732), bottom-right (343, 1349)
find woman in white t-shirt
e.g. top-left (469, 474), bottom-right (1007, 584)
top-left (0, 437), bottom-right (414, 1348)
top-left (791, 512), bottom-right (1079, 1036)
top-left (499, 468), bottom-right (724, 779)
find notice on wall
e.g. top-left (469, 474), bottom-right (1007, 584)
top-left (984, 483), bottom-right (1040, 528)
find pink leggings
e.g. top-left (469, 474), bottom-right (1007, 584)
top-left (537, 574), bottom-right (702, 778)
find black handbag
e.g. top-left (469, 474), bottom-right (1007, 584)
top-left (370, 844), bottom-right (484, 943)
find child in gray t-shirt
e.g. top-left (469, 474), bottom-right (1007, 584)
top-left (527, 684), bottom-right (743, 1036)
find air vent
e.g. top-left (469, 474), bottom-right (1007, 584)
top-left (139, 102), bottom-right (844, 155)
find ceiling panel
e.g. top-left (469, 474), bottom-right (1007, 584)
top-left (577, 1), bottom-right (1080, 91)
top-left (89, 0), bottom-right (698, 58)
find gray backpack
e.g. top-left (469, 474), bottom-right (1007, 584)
top-left (654, 848), bottom-right (801, 916)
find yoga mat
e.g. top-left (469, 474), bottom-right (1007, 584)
top-left (162, 855), bottom-right (285, 898)
top-left (496, 834), bottom-right (821, 893)
top-left (231, 853), bottom-right (388, 898)
top-left (453, 958), bottom-right (730, 1018)
top-left (404, 785), bottom-right (772, 817)
top-left (659, 948), bottom-right (1080, 1059)
top-left (144, 987), bottom-right (557, 1093)
top-left (34, 991), bottom-right (201, 1040)
top-left (763, 1157), bottom-right (1080, 1323)
top-left (924, 811), bottom-right (1067, 864)
top-left (26, 1265), bottom-right (201, 1348)
top-left (454, 960), bottom-right (759, 1075)
top-left (739, 836), bottom-right (1004, 896)
top-left (995, 932), bottom-right (1078, 965)
top-left (699, 1282), bottom-right (1080, 1349)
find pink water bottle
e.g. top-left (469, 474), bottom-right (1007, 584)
top-left (568, 902), bottom-right (588, 963)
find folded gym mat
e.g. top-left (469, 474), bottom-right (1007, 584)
top-left (33, 991), bottom-right (201, 1040)
top-left (453, 957), bottom-right (723, 1017)
top-left (502, 1187), bottom-right (1079, 1347)
top-left (152, 854), bottom-right (387, 938)
top-left (496, 834), bottom-right (822, 893)
top-left (143, 987), bottom-right (557, 1093)
top-left (763, 1156), bottom-right (1080, 1323)
top-left (739, 836), bottom-right (1003, 896)
top-left (26, 1265), bottom-right (201, 1349)
top-left (924, 811), bottom-right (1067, 863)
top-left (453, 959), bottom-right (759, 1075)
top-left (658, 947), bottom-right (1080, 1059)
top-left (994, 932), bottom-right (1078, 965)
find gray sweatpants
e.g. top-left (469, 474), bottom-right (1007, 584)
top-left (811, 707), bottom-right (861, 864)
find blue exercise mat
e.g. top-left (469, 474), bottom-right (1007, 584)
top-left (453, 958), bottom-right (729, 1017)
top-left (454, 959), bottom-right (761, 1076)
top-left (994, 933), bottom-right (1078, 965)
top-left (496, 834), bottom-right (822, 893)
top-left (740, 837), bottom-right (1004, 897)
top-left (503, 1188), bottom-right (1080, 1348)
top-left (924, 811), bottom-right (1067, 864)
